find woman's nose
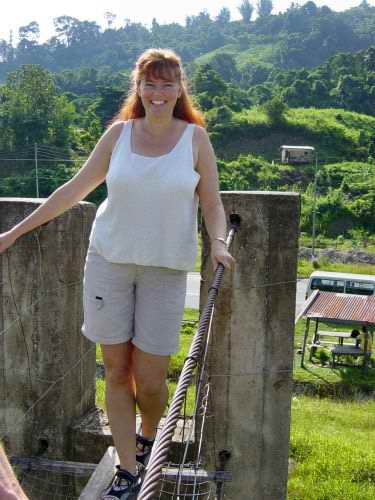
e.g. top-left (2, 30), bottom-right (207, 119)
top-left (152, 86), bottom-right (167, 94)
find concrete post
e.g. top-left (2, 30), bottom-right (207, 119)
top-left (199, 192), bottom-right (300, 500)
top-left (0, 198), bottom-right (97, 460)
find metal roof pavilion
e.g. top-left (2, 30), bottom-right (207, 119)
top-left (302, 291), bottom-right (375, 325)
top-left (298, 291), bottom-right (375, 366)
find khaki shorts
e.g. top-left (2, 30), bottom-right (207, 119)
top-left (81, 247), bottom-right (188, 355)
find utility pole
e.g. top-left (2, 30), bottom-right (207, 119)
top-left (280, 145), bottom-right (317, 259)
top-left (34, 142), bottom-right (39, 198)
top-left (311, 151), bottom-right (318, 260)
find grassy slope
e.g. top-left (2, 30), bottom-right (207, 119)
top-left (212, 107), bottom-right (375, 162)
top-left (194, 44), bottom-right (239, 64)
top-left (193, 36), bottom-right (280, 68)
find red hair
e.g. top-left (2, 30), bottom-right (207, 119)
top-left (109, 48), bottom-right (205, 127)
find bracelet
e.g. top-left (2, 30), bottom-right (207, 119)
top-left (212, 237), bottom-right (227, 246)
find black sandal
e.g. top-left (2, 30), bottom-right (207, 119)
top-left (101, 465), bottom-right (141, 499)
top-left (136, 433), bottom-right (155, 467)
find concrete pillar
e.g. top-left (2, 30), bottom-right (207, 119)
top-left (0, 198), bottom-right (97, 460)
top-left (199, 192), bottom-right (300, 500)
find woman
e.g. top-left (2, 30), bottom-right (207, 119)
top-left (0, 48), bottom-right (234, 499)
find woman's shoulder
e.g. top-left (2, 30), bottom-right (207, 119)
top-left (192, 123), bottom-right (209, 145)
top-left (110, 119), bottom-right (131, 128)
top-left (106, 120), bottom-right (130, 152)
top-left (107, 119), bottom-right (129, 133)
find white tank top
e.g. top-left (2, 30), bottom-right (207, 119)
top-left (88, 119), bottom-right (200, 271)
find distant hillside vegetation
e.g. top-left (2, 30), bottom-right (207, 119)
top-left (1, 2), bottom-right (375, 80)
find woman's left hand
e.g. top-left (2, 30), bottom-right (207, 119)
top-left (210, 240), bottom-right (236, 271)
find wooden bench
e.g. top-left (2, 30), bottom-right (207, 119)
top-left (316, 330), bottom-right (352, 345)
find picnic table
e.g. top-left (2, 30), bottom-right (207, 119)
top-left (330, 344), bottom-right (372, 368)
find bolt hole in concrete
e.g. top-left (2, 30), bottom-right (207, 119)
top-left (38, 438), bottom-right (49, 454)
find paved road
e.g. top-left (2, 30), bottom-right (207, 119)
top-left (185, 273), bottom-right (309, 315)
top-left (296, 279), bottom-right (309, 315)
top-left (185, 272), bottom-right (201, 309)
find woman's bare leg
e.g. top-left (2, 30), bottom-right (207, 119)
top-left (101, 341), bottom-right (137, 475)
top-left (132, 346), bottom-right (170, 440)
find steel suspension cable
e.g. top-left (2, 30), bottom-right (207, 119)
top-left (138, 213), bottom-right (241, 499)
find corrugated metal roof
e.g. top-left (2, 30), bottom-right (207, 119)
top-left (303, 291), bottom-right (375, 325)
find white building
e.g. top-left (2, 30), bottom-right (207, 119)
top-left (280, 145), bottom-right (315, 164)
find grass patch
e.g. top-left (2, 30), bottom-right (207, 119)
top-left (96, 379), bottom-right (105, 410)
top-left (289, 396), bottom-right (375, 499)
top-left (194, 234), bottom-right (202, 272)
top-left (299, 234), bottom-right (375, 253)
top-left (169, 320), bottom-right (196, 380)
top-left (167, 381), bottom-right (196, 417)
top-left (298, 259), bottom-right (375, 278)
top-left (183, 307), bottom-right (199, 322)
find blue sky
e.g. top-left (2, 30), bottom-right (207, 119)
top-left (1, 0), bottom-right (372, 43)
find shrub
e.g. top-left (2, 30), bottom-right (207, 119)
top-left (262, 96), bottom-right (288, 125)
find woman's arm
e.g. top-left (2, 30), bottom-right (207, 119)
top-left (195, 126), bottom-right (235, 271)
top-left (0, 122), bottom-right (123, 253)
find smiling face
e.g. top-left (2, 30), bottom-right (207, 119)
top-left (137, 73), bottom-right (182, 117)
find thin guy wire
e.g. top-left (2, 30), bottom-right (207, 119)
top-left (4, 276), bottom-right (85, 387)
top-left (146, 268), bottom-right (224, 499)
top-left (0, 146), bottom-right (35, 158)
top-left (4, 249), bottom-right (33, 392)
top-left (1, 343), bottom-right (95, 442)
top-left (140, 271), bottom-right (225, 498)
top-left (192, 383), bottom-right (211, 498)
top-left (1, 208), bottom-right (90, 442)
top-left (138, 221), bottom-right (239, 499)
top-left (175, 306), bottom-right (215, 495)
top-left (0, 279), bottom-right (82, 339)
